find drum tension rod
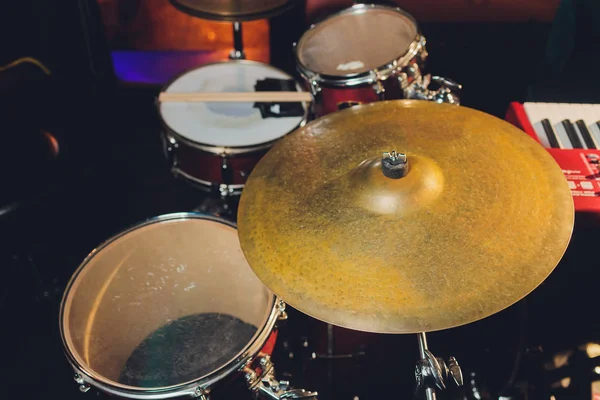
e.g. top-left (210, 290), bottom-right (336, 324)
top-left (415, 332), bottom-right (463, 400)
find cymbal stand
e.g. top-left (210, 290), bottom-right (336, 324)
top-left (415, 332), bottom-right (464, 400)
top-left (230, 21), bottom-right (245, 60)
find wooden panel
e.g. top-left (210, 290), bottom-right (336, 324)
top-left (306, 0), bottom-right (560, 22)
top-left (98, 0), bottom-right (269, 62)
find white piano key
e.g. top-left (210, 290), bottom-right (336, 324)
top-left (581, 104), bottom-right (600, 149)
top-left (531, 121), bottom-right (551, 148)
top-left (544, 103), bottom-right (570, 148)
top-left (570, 123), bottom-right (586, 149)
top-left (590, 122), bottom-right (600, 148)
top-left (567, 107), bottom-right (589, 149)
top-left (522, 102), bottom-right (600, 149)
top-left (524, 102), bottom-right (552, 148)
top-left (553, 120), bottom-right (573, 149)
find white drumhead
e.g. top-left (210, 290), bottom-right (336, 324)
top-left (160, 61), bottom-right (307, 148)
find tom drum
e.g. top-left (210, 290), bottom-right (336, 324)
top-left (59, 213), bottom-right (314, 400)
top-left (294, 3), bottom-right (461, 117)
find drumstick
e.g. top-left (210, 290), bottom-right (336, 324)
top-left (158, 91), bottom-right (313, 103)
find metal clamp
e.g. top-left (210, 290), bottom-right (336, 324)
top-left (245, 354), bottom-right (318, 400)
top-left (73, 373), bottom-right (91, 393)
top-left (415, 333), bottom-right (463, 400)
top-left (405, 74), bottom-right (462, 105)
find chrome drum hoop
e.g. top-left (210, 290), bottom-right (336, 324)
top-left (59, 212), bottom-right (286, 399)
top-left (294, 3), bottom-right (428, 88)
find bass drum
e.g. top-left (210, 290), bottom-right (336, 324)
top-left (59, 213), bottom-right (316, 400)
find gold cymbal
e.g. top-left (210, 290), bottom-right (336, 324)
top-left (237, 100), bottom-right (574, 334)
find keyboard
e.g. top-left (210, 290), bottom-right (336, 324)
top-left (522, 102), bottom-right (600, 150)
top-left (505, 102), bottom-right (600, 214)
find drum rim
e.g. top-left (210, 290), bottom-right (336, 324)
top-left (157, 59), bottom-right (310, 154)
top-left (59, 212), bottom-right (281, 399)
top-left (294, 3), bottom-right (425, 87)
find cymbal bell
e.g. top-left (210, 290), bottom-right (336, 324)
top-left (237, 100), bottom-right (574, 334)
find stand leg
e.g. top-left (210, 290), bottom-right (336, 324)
top-left (230, 21), bottom-right (245, 60)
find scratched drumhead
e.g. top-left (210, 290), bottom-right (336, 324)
top-left (160, 61), bottom-right (308, 148)
top-left (296, 5), bottom-right (418, 76)
top-left (60, 214), bottom-right (274, 389)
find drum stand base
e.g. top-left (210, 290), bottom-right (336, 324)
top-left (415, 332), bottom-right (464, 400)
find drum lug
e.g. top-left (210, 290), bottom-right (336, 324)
top-left (73, 373), bottom-right (91, 393)
top-left (220, 155), bottom-right (234, 192)
top-left (162, 135), bottom-right (179, 171)
top-left (417, 35), bottom-right (428, 61)
top-left (218, 184), bottom-right (235, 198)
top-left (308, 79), bottom-right (321, 96)
top-left (277, 299), bottom-right (288, 321)
top-left (372, 80), bottom-right (385, 100)
top-left (193, 387), bottom-right (210, 400)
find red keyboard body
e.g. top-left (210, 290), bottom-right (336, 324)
top-left (505, 101), bottom-right (600, 214)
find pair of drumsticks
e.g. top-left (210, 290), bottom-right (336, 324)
top-left (158, 91), bottom-right (313, 103)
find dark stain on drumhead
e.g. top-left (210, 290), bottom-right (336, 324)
top-left (119, 313), bottom-right (258, 387)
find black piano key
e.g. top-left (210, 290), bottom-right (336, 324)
top-left (541, 119), bottom-right (560, 148)
top-left (576, 119), bottom-right (597, 149)
top-left (562, 119), bottom-right (583, 148)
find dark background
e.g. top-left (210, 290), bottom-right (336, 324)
top-left (1, 0), bottom-right (599, 399)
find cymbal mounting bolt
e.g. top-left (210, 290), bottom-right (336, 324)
top-left (382, 151), bottom-right (409, 179)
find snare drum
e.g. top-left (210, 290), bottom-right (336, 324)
top-left (159, 61), bottom-right (310, 197)
top-left (294, 3), bottom-right (460, 117)
top-left (59, 213), bottom-right (314, 400)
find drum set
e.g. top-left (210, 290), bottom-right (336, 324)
top-left (58, 2), bottom-right (575, 400)
top-left (158, 1), bottom-right (461, 200)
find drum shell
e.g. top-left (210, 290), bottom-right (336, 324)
top-left (163, 131), bottom-right (270, 194)
top-left (305, 54), bottom-right (427, 118)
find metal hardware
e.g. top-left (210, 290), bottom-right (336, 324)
top-left (193, 387), bottom-right (210, 400)
top-left (382, 151), bottom-right (409, 179)
top-left (277, 300), bottom-right (288, 321)
top-left (372, 81), bottom-right (385, 100)
top-left (308, 79), bottom-right (321, 96)
top-left (337, 101), bottom-right (362, 110)
top-left (161, 135), bottom-right (178, 169)
top-left (229, 22), bottom-right (245, 60)
top-left (245, 354), bottom-right (318, 400)
top-left (405, 74), bottom-right (462, 105)
top-left (414, 333), bottom-right (463, 400)
top-left (74, 373), bottom-right (91, 393)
